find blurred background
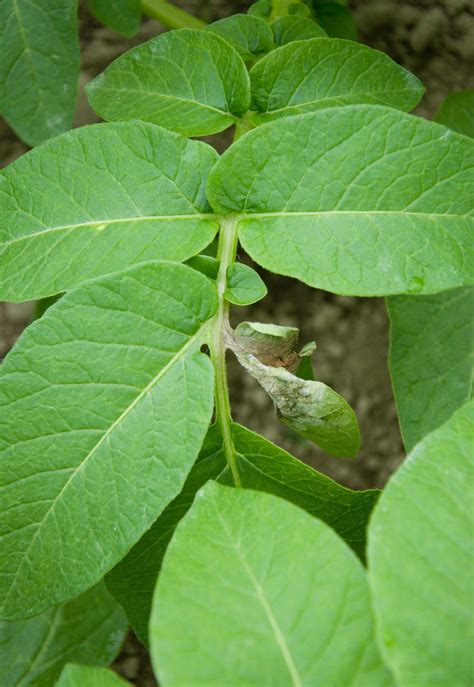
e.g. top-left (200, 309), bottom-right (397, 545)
top-left (1, 0), bottom-right (473, 491)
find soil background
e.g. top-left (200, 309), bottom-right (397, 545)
top-left (0, 1), bottom-right (473, 684)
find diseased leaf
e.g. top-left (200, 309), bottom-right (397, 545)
top-left (0, 0), bottom-right (80, 146)
top-left (87, 0), bottom-right (140, 37)
top-left (151, 482), bottom-right (392, 687)
top-left (86, 29), bottom-right (250, 136)
top-left (313, 1), bottom-right (357, 40)
top-left (272, 15), bottom-right (328, 45)
top-left (0, 122), bottom-right (219, 302)
top-left (57, 665), bottom-right (131, 687)
top-left (250, 38), bottom-right (423, 123)
top-left (233, 343), bottom-right (361, 457)
top-left (225, 263), bottom-right (267, 305)
top-left (207, 106), bottom-right (474, 296)
top-left (206, 14), bottom-right (274, 60)
top-left (387, 287), bottom-right (473, 450)
top-left (0, 582), bottom-right (127, 687)
top-left (0, 262), bottom-right (217, 620)
top-left (369, 400), bottom-right (474, 687)
top-left (435, 89), bottom-right (474, 138)
top-left (106, 425), bottom-right (226, 646)
top-left (234, 321), bottom-right (299, 363)
top-left (227, 424), bottom-right (378, 559)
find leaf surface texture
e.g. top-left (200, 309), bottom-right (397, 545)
top-left (0, 122), bottom-right (219, 301)
top-left (0, 262), bottom-right (217, 619)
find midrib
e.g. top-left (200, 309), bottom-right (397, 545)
top-left (4, 330), bottom-right (205, 605)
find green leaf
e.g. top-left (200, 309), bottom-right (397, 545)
top-left (0, 262), bottom-right (217, 620)
top-left (385, 88), bottom-right (474, 448)
top-left (86, 29), bottom-right (250, 136)
top-left (248, 1), bottom-right (272, 18)
top-left (435, 89), bottom-right (474, 138)
top-left (250, 38), bottom-right (424, 124)
top-left (0, 582), bottom-right (127, 687)
top-left (105, 425), bottom-right (226, 646)
top-left (225, 263), bottom-right (268, 305)
top-left (108, 422), bottom-right (379, 643)
top-left (368, 400), bottom-right (474, 687)
top-left (272, 15), bottom-right (328, 45)
top-left (206, 14), bottom-right (274, 60)
top-left (228, 424), bottom-right (379, 559)
top-left (0, 0), bottom-right (80, 146)
top-left (387, 287), bottom-right (473, 450)
top-left (207, 106), bottom-right (474, 297)
top-left (151, 482), bottom-right (392, 687)
top-left (57, 665), bottom-right (131, 687)
top-left (186, 254), bottom-right (220, 280)
top-left (87, 0), bottom-right (140, 37)
top-left (313, 1), bottom-right (357, 40)
top-left (0, 121), bottom-right (219, 302)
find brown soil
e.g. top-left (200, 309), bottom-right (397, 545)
top-left (1, 2), bottom-right (472, 684)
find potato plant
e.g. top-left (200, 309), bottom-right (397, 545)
top-left (0, 1), bottom-right (472, 686)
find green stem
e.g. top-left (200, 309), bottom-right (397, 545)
top-left (234, 111), bottom-right (257, 141)
top-left (140, 0), bottom-right (206, 29)
top-left (210, 216), bottom-right (241, 487)
top-left (268, 0), bottom-right (294, 22)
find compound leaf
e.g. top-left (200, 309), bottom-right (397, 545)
top-left (387, 288), bottom-right (473, 450)
top-left (57, 665), bottom-right (131, 687)
top-left (150, 482), bottom-right (392, 686)
top-left (87, 0), bottom-right (140, 37)
top-left (0, 582), bottom-right (127, 687)
top-left (207, 106), bottom-right (474, 297)
top-left (0, 121), bottom-right (219, 302)
top-left (0, 0), bottom-right (80, 146)
top-left (225, 263), bottom-right (268, 305)
top-left (86, 29), bottom-right (250, 136)
top-left (105, 425), bottom-right (226, 646)
top-left (435, 89), bottom-right (474, 138)
top-left (368, 400), bottom-right (474, 687)
top-left (251, 38), bottom-right (423, 123)
top-left (0, 262), bottom-right (217, 620)
top-left (272, 16), bottom-right (328, 45)
top-left (206, 14), bottom-right (274, 61)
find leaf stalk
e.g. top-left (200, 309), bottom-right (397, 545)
top-left (210, 216), bottom-right (241, 487)
top-left (140, 0), bottom-right (206, 30)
